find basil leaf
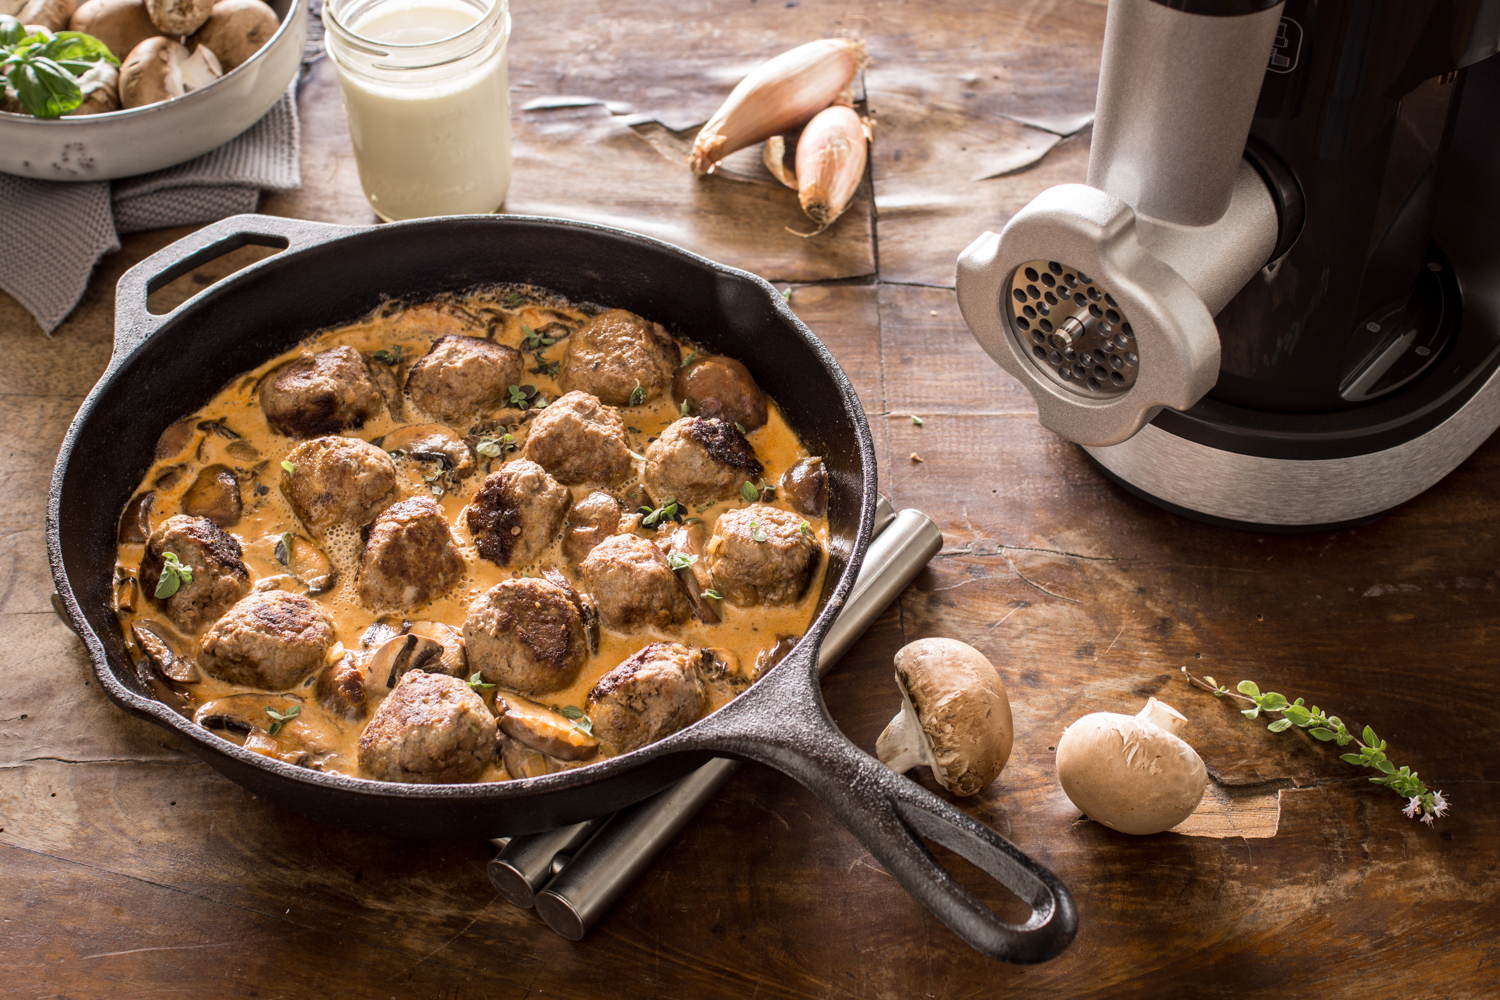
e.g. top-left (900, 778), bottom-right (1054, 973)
top-left (48, 31), bottom-right (120, 67)
top-left (0, 15), bottom-right (27, 46)
top-left (14, 56), bottom-right (83, 119)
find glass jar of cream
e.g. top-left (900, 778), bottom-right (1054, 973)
top-left (325, 0), bottom-right (512, 221)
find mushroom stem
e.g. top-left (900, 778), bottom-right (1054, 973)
top-left (1136, 696), bottom-right (1188, 735)
top-left (875, 702), bottom-right (930, 775)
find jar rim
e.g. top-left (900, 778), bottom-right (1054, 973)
top-left (326, 0), bottom-right (505, 52)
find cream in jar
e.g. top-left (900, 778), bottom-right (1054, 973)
top-left (326, 0), bottom-right (512, 221)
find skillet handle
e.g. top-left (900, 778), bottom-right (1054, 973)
top-left (680, 663), bottom-right (1078, 964)
top-left (112, 214), bottom-right (364, 362)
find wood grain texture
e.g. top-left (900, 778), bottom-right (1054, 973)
top-left (3, 0), bottom-right (1498, 996)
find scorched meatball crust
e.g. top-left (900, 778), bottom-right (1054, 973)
top-left (112, 285), bottom-right (829, 785)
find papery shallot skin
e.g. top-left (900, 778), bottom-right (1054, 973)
top-left (689, 38), bottom-right (866, 176)
top-left (795, 104), bottom-right (869, 231)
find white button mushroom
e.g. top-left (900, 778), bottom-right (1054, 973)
top-left (1054, 697), bottom-right (1208, 835)
top-left (874, 638), bottom-right (1014, 797)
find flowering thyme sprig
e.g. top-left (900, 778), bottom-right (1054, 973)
top-left (1182, 666), bottom-right (1449, 827)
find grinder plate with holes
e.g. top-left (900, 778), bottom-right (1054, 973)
top-left (1007, 260), bottom-right (1138, 396)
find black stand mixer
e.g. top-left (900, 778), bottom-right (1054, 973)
top-left (957, 0), bottom-right (1500, 530)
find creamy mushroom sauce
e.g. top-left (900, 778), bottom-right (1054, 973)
top-left (112, 288), bottom-right (828, 782)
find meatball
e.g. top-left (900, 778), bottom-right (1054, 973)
top-left (521, 390), bottom-right (632, 485)
top-left (405, 334), bottom-right (524, 424)
top-left (560, 309), bottom-right (679, 406)
top-left (357, 671), bottom-right (496, 783)
top-left (197, 590), bottom-right (335, 689)
top-left (587, 642), bottom-right (709, 753)
top-left (356, 496), bottom-right (466, 610)
top-left (673, 355), bottom-right (768, 431)
top-left (279, 436), bottom-right (396, 537)
top-left (464, 459), bottom-right (569, 567)
top-left (642, 417), bottom-right (762, 506)
top-left (705, 504), bottom-right (821, 605)
top-left (261, 346), bottom-right (383, 437)
top-left (579, 533), bottom-right (691, 631)
top-left (139, 514), bottom-right (250, 632)
top-left (562, 490), bottom-right (622, 566)
top-left (464, 578), bottom-right (589, 695)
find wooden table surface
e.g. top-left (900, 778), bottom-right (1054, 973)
top-left (3, 1), bottom-right (1497, 997)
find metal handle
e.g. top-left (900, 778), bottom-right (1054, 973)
top-left (675, 660), bottom-right (1077, 964)
top-left (111, 214), bottom-right (363, 363)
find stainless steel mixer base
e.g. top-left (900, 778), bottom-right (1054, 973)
top-left (1085, 362), bottom-right (1500, 529)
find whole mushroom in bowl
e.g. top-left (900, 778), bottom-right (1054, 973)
top-left (119, 34), bottom-right (220, 109)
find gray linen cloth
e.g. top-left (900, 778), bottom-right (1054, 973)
top-left (0, 78), bottom-right (301, 333)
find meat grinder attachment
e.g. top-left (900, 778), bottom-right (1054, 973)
top-left (956, 0), bottom-right (1287, 447)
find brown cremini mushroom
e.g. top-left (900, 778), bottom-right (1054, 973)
top-left (187, 0), bottom-right (276, 71)
top-left (875, 638), bottom-right (1014, 797)
top-left (499, 698), bottom-right (599, 762)
top-left (119, 35), bottom-right (221, 109)
top-left (17, 0), bottom-right (75, 32)
top-left (69, 0), bottom-right (162, 61)
top-left (1054, 697), bottom-right (1207, 835)
top-left (143, 0), bottom-right (210, 34)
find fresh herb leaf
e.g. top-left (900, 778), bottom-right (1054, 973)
top-left (640, 500), bottom-right (680, 528)
top-left (741, 481), bottom-right (759, 502)
top-left (667, 550), bottom-right (698, 572)
top-left (628, 449), bottom-right (648, 462)
top-left (522, 324), bottom-right (556, 350)
top-left (529, 359), bottom-right (561, 378)
top-left (508, 384), bottom-right (530, 408)
top-left (680, 399), bottom-right (691, 417)
top-left (734, 422), bottom-right (747, 435)
top-left (372, 346), bottom-right (403, 365)
top-left (467, 671), bottom-right (495, 692)
top-left (274, 531), bottom-right (292, 567)
top-left (680, 350), bottom-right (700, 369)
top-left (781, 287), bottom-right (793, 302)
top-left (799, 520), bottom-right (811, 535)
top-left (750, 521), bottom-right (767, 543)
top-left (911, 415), bottom-right (924, 426)
top-left (629, 382), bottom-right (646, 406)
top-left (702, 589), bottom-right (723, 601)
top-left (265, 703), bottom-right (301, 736)
top-left (558, 705), bottom-right (584, 720)
top-left (504, 291), bottom-right (523, 307)
top-left (280, 461), bottom-right (296, 475)
top-left (475, 433), bottom-right (516, 459)
top-left (154, 551), bottom-right (193, 599)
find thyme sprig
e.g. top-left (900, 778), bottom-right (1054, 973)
top-left (1182, 667), bottom-right (1449, 826)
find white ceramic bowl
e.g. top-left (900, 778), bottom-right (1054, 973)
top-left (0, 0), bottom-right (305, 181)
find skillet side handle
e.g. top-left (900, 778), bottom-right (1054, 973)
top-left (681, 667), bottom-right (1078, 964)
top-left (112, 214), bottom-right (364, 362)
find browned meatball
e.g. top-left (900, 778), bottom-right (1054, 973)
top-left (356, 496), bottom-right (466, 611)
top-left (673, 355), bottom-right (768, 431)
top-left (261, 346), bottom-right (383, 437)
top-left (464, 578), bottom-right (588, 695)
top-left (560, 309), bottom-right (679, 406)
top-left (357, 671), bottom-right (496, 783)
top-left (405, 335), bottom-right (524, 424)
top-left (197, 590), bottom-right (335, 689)
top-left (521, 390), bottom-right (632, 485)
top-left (139, 514), bottom-right (250, 632)
top-left (579, 533), bottom-right (691, 631)
top-left (642, 417), bottom-right (762, 506)
top-left (464, 459), bottom-right (569, 567)
top-left (562, 490), bottom-right (622, 565)
top-left (705, 504), bottom-right (821, 605)
top-left (587, 642), bottom-right (709, 753)
top-left (279, 436), bottom-right (396, 537)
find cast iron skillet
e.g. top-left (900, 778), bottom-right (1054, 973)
top-left (48, 214), bottom-right (1077, 963)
